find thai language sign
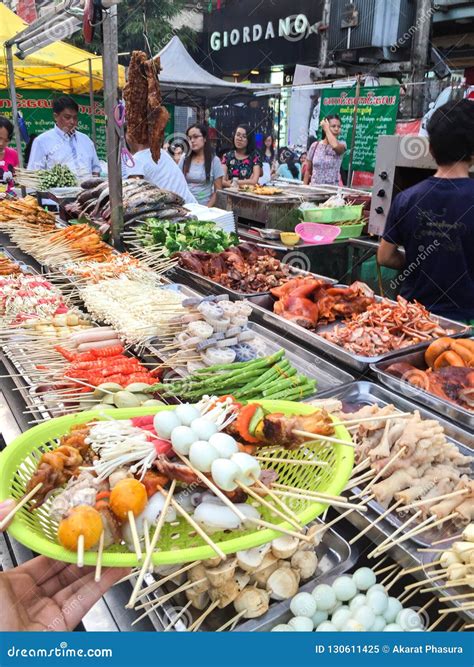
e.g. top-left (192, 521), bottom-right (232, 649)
top-left (319, 85), bottom-right (400, 172)
top-left (0, 90), bottom-right (107, 160)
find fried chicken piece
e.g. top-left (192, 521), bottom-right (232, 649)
top-left (262, 410), bottom-right (334, 449)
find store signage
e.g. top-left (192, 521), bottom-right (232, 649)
top-left (203, 0), bottom-right (322, 72)
top-left (319, 85), bottom-right (400, 172)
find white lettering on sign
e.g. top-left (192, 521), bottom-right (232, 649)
top-left (230, 28), bottom-right (240, 45)
top-left (210, 14), bottom-right (313, 51)
top-left (253, 23), bottom-right (262, 42)
top-left (265, 22), bottom-right (275, 39)
top-left (210, 31), bottom-right (221, 50)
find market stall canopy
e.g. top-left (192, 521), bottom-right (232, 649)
top-left (157, 36), bottom-right (277, 105)
top-left (0, 4), bottom-right (125, 93)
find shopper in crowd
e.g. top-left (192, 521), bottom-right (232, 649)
top-left (27, 96), bottom-right (101, 177)
top-left (0, 116), bottom-right (19, 191)
top-left (276, 147), bottom-right (301, 180)
top-left (180, 123), bottom-right (224, 207)
top-left (300, 151), bottom-right (308, 181)
top-left (304, 115), bottom-right (346, 186)
top-left (0, 501), bottom-right (129, 631)
top-left (169, 143), bottom-right (184, 164)
top-left (377, 99), bottom-right (474, 323)
top-left (262, 134), bottom-right (275, 167)
top-left (222, 124), bottom-right (262, 187)
top-left (125, 128), bottom-right (196, 204)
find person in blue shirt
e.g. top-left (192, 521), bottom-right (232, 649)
top-left (377, 100), bottom-right (474, 323)
top-left (276, 147), bottom-right (301, 181)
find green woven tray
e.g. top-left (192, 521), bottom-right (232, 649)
top-left (0, 401), bottom-right (353, 566)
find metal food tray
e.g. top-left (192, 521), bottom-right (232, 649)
top-left (247, 292), bottom-right (469, 372)
top-left (314, 381), bottom-right (473, 548)
top-left (139, 522), bottom-right (357, 632)
top-left (0, 246), bottom-right (37, 275)
top-left (371, 347), bottom-right (474, 431)
top-left (169, 265), bottom-right (336, 300)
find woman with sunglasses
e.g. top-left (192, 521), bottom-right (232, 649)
top-left (180, 124), bottom-right (224, 207)
top-left (222, 124), bottom-right (262, 188)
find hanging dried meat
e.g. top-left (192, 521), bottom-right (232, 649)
top-left (144, 57), bottom-right (169, 162)
top-left (123, 50), bottom-right (148, 146)
top-left (124, 51), bottom-right (169, 162)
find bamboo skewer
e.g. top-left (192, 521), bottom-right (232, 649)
top-left (131, 578), bottom-right (207, 626)
top-left (271, 488), bottom-right (367, 512)
top-left (215, 610), bottom-right (246, 632)
top-left (272, 483), bottom-right (345, 502)
top-left (373, 562), bottom-right (399, 576)
top-left (360, 446), bottom-right (407, 496)
top-left (134, 562), bottom-right (198, 603)
top-left (77, 534), bottom-right (85, 568)
top-left (235, 481), bottom-right (304, 533)
top-left (368, 510), bottom-right (423, 558)
top-left (292, 429), bottom-right (355, 447)
top-left (94, 531), bottom-right (105, 582)
top-left (332, 412), bottom-right (411, 427)
top-left (439, 592), bottom-right (474, 602)
top-left (128, 511), bottom-right (143, 562)
top-left (349, 499), bottom-right (404, 545)
top-left (251, 475), bottom-right (303, 526)
top-left (127, 480), bottom-right (177, 609)
top-left (432, 533), bottom-right (462, 546)
top-left (0, 482), bottom-right (43, 529)
top-left (163, 600), bottom-right (193, 632)
top-left (399, 488), bottom-right (469, 512)
top-left (255, 456), bottom-right (328, 467)
top-left (188, 601), bottom-right (219, 632)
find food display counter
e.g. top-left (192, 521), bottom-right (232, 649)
top-left (0, 196), bottom-right (472, 636)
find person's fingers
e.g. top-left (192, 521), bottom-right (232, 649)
top-left (0, 499), bottom-right (16, 529)
top-left (60, 567), bottom-right (130, 630)
top-left (19, 556), bottom-right (71, 586)
top-left (39, 563), bottom-right (95, 597)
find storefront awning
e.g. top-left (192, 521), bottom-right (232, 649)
top-left (0, 4), bottom-right (125, 93)
top-left (157, 36), bottom-right (277, 105)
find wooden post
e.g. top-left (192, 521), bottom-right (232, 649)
top-left (102, 5), bottom-right (124, 250)
top-left (347, 75), bottom-right (361, 187)
top-left (88, 58), bottom-right (97, 146)
top-left (407, 0), bottom-right (432, 118)
top-left (6, 45), bottom-right (24, 168)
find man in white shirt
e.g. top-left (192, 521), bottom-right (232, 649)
top-left (27, 96), bottom-right (101, 177)
top-left (124, 129), bottom-right (196, 205)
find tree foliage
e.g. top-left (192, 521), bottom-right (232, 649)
top-left (69, 0), bottom-right (198, 63)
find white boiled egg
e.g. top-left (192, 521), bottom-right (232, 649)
top-left (191, 418), bottom-right (218, 441)
top-left (153, 411), bottom-right (181, 439)
top-left (175, 403), bottom-right (201, 426)
top-left (170, 425), bottom-right (197, 455)
top-left (211, 458), bottom-right (240, 491)
top-left (208, 432), bottom-right (238, 458)
top-left (188, 441), bottom-right (220, 472)
top-left (231, 452), bottom-right (261, 485)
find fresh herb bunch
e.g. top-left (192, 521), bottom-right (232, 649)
top-left (136, 219), bottom-right (239, 256)
top-left (39, 165), bottom-right (77, 189)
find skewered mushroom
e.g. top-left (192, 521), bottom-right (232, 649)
top-left (236, 543), bottom-right (271, 572)
top-left (205, 559), bottom-right (237, 587)
top-left (234, 587), bottom-right (270, 619)
top-left (250, 553), bottom-right (280, 586)
top-left (188, 564), bottom-right (209, 594)
top-left (209, 580), bottom-right (240, 608)
top-left (266, 567), bottom-right (299, 601)
top-left (271, 536), bottom-right (299, 559)
top-left (290, 550), bottom-right (318, 580)
top-left (185, 589), bottom-right (210, 610)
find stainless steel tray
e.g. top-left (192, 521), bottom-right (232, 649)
top-left (169, 265), bottom-right (336, 300)
top-left (139, 521), bottom-right (357, 632)
top-left (315, 381), bottom-right (473, 548)
top-left (248, 293), bottom-right (468, 372)
top-left (371, 348), bottom-right (474, 431)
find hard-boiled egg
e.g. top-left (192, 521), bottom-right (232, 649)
top-left (188, 441), bottom-right (220, 472)
top-left (170, 425), bottom-right (197, 455)
top-left (154, 411), bottom-right (181, 439)
top-left (208, 432), bottom-right (238, 458)
top-left (191, 418), bottom-right (218, 441)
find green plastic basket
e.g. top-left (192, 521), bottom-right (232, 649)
top-left (334, 221), bottom-right (365, 240)
top-left (0, 402), bottom-right (353, 567)
top-left (303, 205), bottom-right (363, 224)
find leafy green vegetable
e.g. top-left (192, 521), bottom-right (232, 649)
top-left (136, 219), bottom-right (238, 256)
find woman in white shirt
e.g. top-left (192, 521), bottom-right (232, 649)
top-left (180, 124), bottom-right (224, 207)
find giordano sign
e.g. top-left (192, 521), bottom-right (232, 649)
top-left (203, 0), bottom-right (322, 72)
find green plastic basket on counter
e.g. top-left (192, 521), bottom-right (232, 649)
top-left (0, 402), bottom-right (354, 567)
top-left (303, 205), bottom-right (364, 224)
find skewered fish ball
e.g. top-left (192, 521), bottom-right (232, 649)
top-left (396, 609), bottom-right (423, 631)
top-left (189, 440), bottom-right (220, 472)
top-left (175, 404), bottom-right (200, 426)
top-left (384, 597), bottom-right (403, 624)
top-left (271, 624), bottom-right (294, 632)
top-left (366, 589), bottom-right (388, 615)
top-left (371, 616), bottom-right (387, 632)
top-left (211, 458), bottom-right (241, 492)
top-left (331, 606), bottom-right (352, 630)
top-left (384, 623), bottom-right (403, 632)
top-left (311, 584), bottom-right (336, 611)
top-left (191, 417), bottom-right (218, 441)
top-left (311, 610), bottom-right (329, 627)
top-left (58, 505), bottom-right (103, 550)
top-left (154, 411), bottom-right (181, 439)
top-left (171, 426), bottom-right (197, 455)
top-left (315, 621), bottom-right (337, 632)
top-left (209, 433), bottom-right (238, 458)
top-left (288, 616), bottom-right (314, 632)
top-left (109, 478), bottom-right (147, 520)
top-left (353, 605), bottom-right (376, 631)
top-left (352, 567), bottom-right (376, 591)
top-left (349, 594), bottom-right (367, 613)
top-left (332, 575), bottom-right (357, 601)
top-left (290, 592), bottom-right (317, 618)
